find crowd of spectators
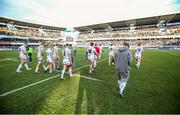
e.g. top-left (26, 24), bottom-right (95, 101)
top-left (0, 24), bottom-right (180, 48)
top-left (0, 26), bottom-right (61, 38)
top-left (77, 38), bottom-right (180, 47)
top-left (0, 38), bottom-right (41, 44)
top-left (78, 25), bottom-right (180, 40)
top-left (76, 25), bottom-right (180, 47)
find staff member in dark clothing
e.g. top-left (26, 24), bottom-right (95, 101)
top-left (27, 46), bottom-right (33, 62)
top-left (114, 42), bottom-right (132, 98)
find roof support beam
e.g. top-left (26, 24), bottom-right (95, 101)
top-left (158, 14), bottom-right (176, 24)
top-left (126, 19), bottom-right (136, 27)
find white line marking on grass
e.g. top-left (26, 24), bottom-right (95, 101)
top-left (0, 75), bottom-right (60, 97)
top-left (0, 58), bottom-right (108, 97)
top-left (73, 74), bottom-right (104, 82)
top-left (0, 58), bottom-right (18, 62)
top-left (53, 70), bottom-right (104, 82)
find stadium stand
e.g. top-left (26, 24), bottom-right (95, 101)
top-left (0, 13), bottom-right (180, 50)
top-left (75, 13), bottom-right (180, 48)
top-left (0, 17), bottom-right (65, 50)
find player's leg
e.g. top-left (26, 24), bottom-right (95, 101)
top-left (24, 58), bottom-right (31, 71)
top-left (35, 58), bottom-right (42, 73)
top-left (136, 57), bottom-right (141, 69)
top-left (119, 79), bottom-right (127, 97)
top-left (44, 62), bottom-right (52, 73)
top-left (49, 62), bottom-right (53, 73)
top-left (56, 59), bottom-right (60, 69)
top-left (135, 56), bottom-right (138, 68)
top-left (89, 61), bottom-right (93, 74)
top-left (44, 57), bottom-right (52, 73)
top-left (119, 72), bottom-right (129, 97)
top-left (52, 58), bottom-right (56, 70)
top-left (16, 59), bottom-right (24, 72)
top-left (69, 65), bottom-right (73, 77)
top-left (61, 64), bottom-right (66, 79)
top-left (108, 55), bottom-right (111, 66)
top-left (94, 57), bottom-right (97, 68)
top-left (42, 60), bottom-right (46, 70)
top-left (112, 56), bottom-right (115, 65)
top-left (35, 62), bottom-right (40, 73)
top-left (99, 51), bottom-right (101, 59)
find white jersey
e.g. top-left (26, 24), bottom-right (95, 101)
top-left (52, 46), bottom-right (59, 58)
top-left (46, 48), bottom-right (52, 58)
top-left (63, 48), bottom-right (71, 60)
top-left (19, 45), bottom-right (26, 57)
top-left (87, 46), bottom-right (96, 58)
top-left (37, 45), bottom-right (44, 58)
top-left (135, 46), bottom-right (143, 56)
top-left (108, 46), bottom-right (114, 55)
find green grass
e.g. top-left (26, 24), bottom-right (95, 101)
top-left (0, 49), bottom-right (180, 114)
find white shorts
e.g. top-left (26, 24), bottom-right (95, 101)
top-left (109, 53), bottom-right (114, 57)
top-left (52, 56), bottom-right (57, 60)
top-left (20, 56), bottom-right (27, 60)
top-left (38, 56), bottom-right (43, 61)
top-left (47, 57), bottom-right (53, 63)
top-left (38, 57), bottom-right (43, 63)
top-left (63, 59), bottom-right (71, 65)
top-left (88, 56), bottom-right (94, 63)
top-left (135, 54), bottom-right (141, 59)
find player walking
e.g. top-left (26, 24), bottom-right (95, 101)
top-left (98, 44), bottom-right (103, 59)
top-left (52, 44), bottom-right (60, 70)
top-left (35, 43), bottom-right (45, 73)
top-left (86, 42), bottom-right (96, 74)
top-left (16, 44), bottom-right (31, 73)
top-left (135, 43), bottom-right (143, 69)
top-left (60, 44), bottom-right (73, 79)
top-left (114, 42), bottom-right (132, 98)
top-left (44, 44), bottom-right (53, 73)
top-left (94, 43), bottom-right (100, 68)
top-left (108, 44), bottom-right (115, 66)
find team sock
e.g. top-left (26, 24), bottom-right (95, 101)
top-left (17, 64), bottom-right (22, 71)
top-left (49, 69), bottom-right (52, 73)
top-left (24, 63), bottom-right (29, 70)
top-left (69, 68), bottom-right (72, 77)
top-left (43, 65), bottom-right (46, 70)
top-left (35, 66), bottom-right (39, 72)
top-left (61, 69), bottom-right (65, 78)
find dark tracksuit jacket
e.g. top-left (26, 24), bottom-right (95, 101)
top-left (114, 46), bottom-right (132, 81)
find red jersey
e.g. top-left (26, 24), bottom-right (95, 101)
top-left (94, 47), bottom-right (100, 56)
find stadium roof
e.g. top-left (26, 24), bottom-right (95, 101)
top-left (0, 17), bottom-right (65, 31)
top-left (0, 13), bottom-right (180, 32)
top-left (74, 13), bottom-right (180, 32)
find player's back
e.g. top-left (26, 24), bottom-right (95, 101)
top-left (135, 46), bottom-right (143, 55)
top-left (94, 46), bottom-right (100, 54)
top-left (19, 45), bottom-right (26, 52)
top-left (63, 48), bottom-right (71, 59)
top-left (52, 46), bottom-right (58, 56)
top-left (46, 48), bottom-right (52, 58)
top-left (19, 45), bottom-right (26, 57)
top-left (108, 46), bottom-right (114, 53)
top-left (37, 45), bottom-right (43, 57)
top-left (87, 46), bottom-right (95, 56)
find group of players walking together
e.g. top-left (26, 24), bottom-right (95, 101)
top-left (16, 42), bottom-right (143, 97)
top-left (15, 42), bottom-right (103, 77)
